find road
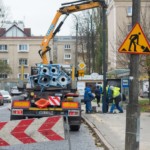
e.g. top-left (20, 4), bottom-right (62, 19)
top-left (0, 104), bottom-right (104, 150)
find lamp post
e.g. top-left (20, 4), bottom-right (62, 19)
top-left (72, 14), bottom-right (78, 69)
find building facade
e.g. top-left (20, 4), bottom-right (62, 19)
top-left (0, 21), bottom-right (78, 82)
top-left (0, 21), bottom-right (46, 81)
top-left (53, 36), bottom-right (76, 65)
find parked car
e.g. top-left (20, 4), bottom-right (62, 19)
top-left (0, 90), bottom-right (12, 103)
top-left (10, 86), bottom-right (22, 96)
top-left (0, 93), bottom-right (4, 105)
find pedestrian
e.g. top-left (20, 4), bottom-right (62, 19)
top-left (95, 85), bottom-right (102, 107)
top-left (84, 86), bottom-right (95, 114)
top-left (109, 86), bottom-right (123, 113)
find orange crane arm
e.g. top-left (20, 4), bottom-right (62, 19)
top-left (40, 0), bottom-right (105, 64)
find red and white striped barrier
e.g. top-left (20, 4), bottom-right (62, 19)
top-left (0, 116), bottom-right (65, 146)
top-left (49, 96), bottom-right (61, 106)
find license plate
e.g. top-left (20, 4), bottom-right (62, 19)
top-left (38, 111), bottom-right (53, 115)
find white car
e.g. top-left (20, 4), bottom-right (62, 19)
top-left (0, 90), bottom-right (12, 103)
top-left (10, 86), bottom-right (22, 96)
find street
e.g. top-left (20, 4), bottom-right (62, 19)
top-left (0, 104), bottom-right (104, 150)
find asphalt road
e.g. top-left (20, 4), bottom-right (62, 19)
top-left (0, 104), bottom-right (104, 150)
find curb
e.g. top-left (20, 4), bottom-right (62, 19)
top-left (82, 115), bottom-right (114, 150)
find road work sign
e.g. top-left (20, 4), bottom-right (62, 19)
top-left (0, 116), bottom-right (65, 146)
top-left (118, 23), bottom-right (150, 54)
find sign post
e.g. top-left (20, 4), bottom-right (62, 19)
top-left (119, 1), bottom-right (142, 150)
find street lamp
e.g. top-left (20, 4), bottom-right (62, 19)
top-left (72, 14), bottom-right (78, 70)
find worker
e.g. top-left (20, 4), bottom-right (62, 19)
top-left (95, 85), bottom-right (102, 107)
top-left (109, 86), bottom-right (123, 113)
top-left (84, 86), bottom-right (95, 114)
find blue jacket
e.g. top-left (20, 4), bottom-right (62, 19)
top-left (95, 86), bottom-right (102, 97)
top-left (84, 87), bottom-right (94, 102)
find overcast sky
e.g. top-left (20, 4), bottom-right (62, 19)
top-left (4, 0), bottom-right (78, 36)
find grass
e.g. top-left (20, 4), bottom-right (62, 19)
top-left (139, 99), bottom-right (150, 112)
top-left (93, 98), bottom-right (150, 112)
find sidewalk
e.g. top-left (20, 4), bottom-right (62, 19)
top-left (81, 102), bottom-right (150, 150)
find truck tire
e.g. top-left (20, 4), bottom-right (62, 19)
top-left (70, 125), bottom-right (80, 131)
top-left (10, 115), bottom-right (25, 120)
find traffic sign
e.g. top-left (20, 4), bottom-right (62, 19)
top-left (78, 62), bottom-right (86, 70)
top-left (118, 23), bottom-right (150, 54)
top-left (122, 79), bottom-right (129, 88)
top-left (0, 116), bottom-right (65, 146)
top-left (78, 70), bottom-right (84, 77)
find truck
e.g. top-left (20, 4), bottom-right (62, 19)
top-left (10, 0), bottom-right (105, 131)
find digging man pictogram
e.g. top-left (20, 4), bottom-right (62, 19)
top-left (128, 32), bottom-right (141, 52)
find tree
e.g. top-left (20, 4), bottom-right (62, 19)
top-left (0, 0), bottom-right (10, 27)
top-left (0, 60), bottom-right (12, 77)
top-left (72, 7), bottom-right (104, 74)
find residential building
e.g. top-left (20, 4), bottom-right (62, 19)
top-left (0, 21), bottom-right (78, 82)
top-left (106, 0), bottom-right (150, 71)
top-left (0, 21), bottom-right (44, 81)
top-left (53, 36), bottom-right (76, 65)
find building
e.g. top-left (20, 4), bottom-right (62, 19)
top-left (0, 21), bottom-right (43, 81)
top-left (0, 21), bottom-right (78, 84)
top-left (53, 36), bottom-right (76, 65)
top-left (106, 0), bottom-right (150, 71)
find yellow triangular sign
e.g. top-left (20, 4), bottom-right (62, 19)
top-left (118, 23), bottom-right (150, 54)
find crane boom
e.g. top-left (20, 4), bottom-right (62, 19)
top-left (40, 0), bottom-right (105, 64)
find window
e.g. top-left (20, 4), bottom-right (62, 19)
top-left (19, 58), bottom-right (28, 66)
top-left (0, 74), bottom-right (8, 79)
top-left (18, 73), bottom-right (29, 79)
top-left (127, 24), bottom-right (132, 32)
top-left (64, 44), bottom-right (71, 49)
top-left (0, 45), bottom-right (7, 51)
top-left (18, 44), bottom-right (28, 52)
top-left (64, 54), bottom-right (71, 59)
top-left (127, 6), bottom-right (132, 16)
top-left (0, 59), bottom-right (8, 64)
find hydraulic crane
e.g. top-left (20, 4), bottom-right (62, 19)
top-left (39, 0), bottom-right (107, 64)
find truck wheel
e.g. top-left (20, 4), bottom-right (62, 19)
top-left (70, 125), bottom-right (80, 131)
top-left (10, 115), bottom-right (25, 120)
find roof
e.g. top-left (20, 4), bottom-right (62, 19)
top-left (0, 28), bottom-right (6, 35)
top-left (0, 36), bottom-right (43, 39)
top-left (107, 69), bottom-right (130, 77)
top-left (0, 24), bottom-right (31, 37)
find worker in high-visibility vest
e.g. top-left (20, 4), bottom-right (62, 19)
top-left (109, 86), bottom-right (123, 113)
